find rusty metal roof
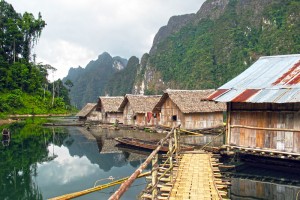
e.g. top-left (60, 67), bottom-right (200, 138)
top-left (206, 54), bottom-right (300, 103)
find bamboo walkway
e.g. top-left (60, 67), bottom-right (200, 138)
top-left (143, 151), bottom-right (229, 200)
top-left (168, 152), bottom-right (223, 200)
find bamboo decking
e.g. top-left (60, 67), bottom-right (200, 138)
top-left (142, 151), bottom-right (229, 200)
top-left (168, 152), bottom-right (227, 200)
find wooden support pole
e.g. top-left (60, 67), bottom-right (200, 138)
top-left (152, 154), bottom-right (158, 200)
top-left (226, 102), bottom-right (231, 152)
top-left (169, 139), bottom-right (173, 182)
top-left (108, 126), bottom-right (176, 200)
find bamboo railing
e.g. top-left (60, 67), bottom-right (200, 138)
top-left (108, 126), bottom-right (180, 200)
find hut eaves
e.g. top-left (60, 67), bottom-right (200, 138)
top-left (206, 54), bottom-right (300, 103)
top-left (98, 96), bottom-right (124, 112)
top-left (119, 95), bottom-right (162, 113)
top-left (153, 89), bottom-right (226, 113)
top-left (76, 103), bottom-right (97, 117)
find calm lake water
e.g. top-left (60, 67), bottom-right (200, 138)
top-left (1, 120), bottom-right (300, 200)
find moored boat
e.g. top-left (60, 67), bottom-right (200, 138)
top-left (114, 137), bottom-right (194, 152)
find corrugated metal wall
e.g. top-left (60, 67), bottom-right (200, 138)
top-left (230, 103), bottom-right (300, 153)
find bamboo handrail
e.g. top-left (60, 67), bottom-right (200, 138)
top-left (159, 124), bottom-right (203, 136)
top-left (48, 172), bottom-right (150, 200)
top-left (231, 125), bottom-right (300, 132)
top-left (108, 126), bottom-right (177, 200)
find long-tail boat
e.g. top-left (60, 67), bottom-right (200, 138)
top-left (115, 137), bottom-right (194, 152)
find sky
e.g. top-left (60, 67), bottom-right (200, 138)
top-left (6, 0), bottom-right (205, 81)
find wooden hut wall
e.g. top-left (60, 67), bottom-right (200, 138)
top-left (229, 102), bottom-right (300, 153)
top-left (87, 110), bottom-right (101, 121)
top-left (183, 112), bottom-right (224, 130)
top-left (160, 97), bottom-right (184, 128)
top-left (123, 102), bottom-right (134, 125)
top-left (136, 113), bottom-right (145, 126)
top-left (230, 178), bottom-right (299, 200)
top-left (104, 112), bottom-right (123, 124)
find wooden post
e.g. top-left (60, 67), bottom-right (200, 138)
top-left (169, 138), bottom-right (173, 182)
top-left (174, 128), bottom-right (178, 159)
top-left (226, 102), bottom-right (231, 152)
top-left (108, 127), bottom-right (176, 200)
top-left (152, 154), bottom-right (158, 200)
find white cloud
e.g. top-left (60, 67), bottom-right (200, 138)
top-left (5, 0), bottom-right (205, 80)
top-left (36, 144), bottom-right (99, 185)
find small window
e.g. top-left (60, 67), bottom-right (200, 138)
top-left (133, 115), bottom-right (137, 120)
top-left (172, 115), bottom-right (177, 121)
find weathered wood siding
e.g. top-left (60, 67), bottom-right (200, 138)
top-left (160, 97), bottom-right (183, 128)
top-left (160, 97), bottom-right (224, 130)
top-left (183, 112), bottom-right (223, 130)
top-left (87, 110), bottom-right (101, 121)
top-left (229, 103), bottom-right (300, 153)
top-left (231, 178), bottom-right (300, 200)
top-left (103, 112), bottom-right (123, 124)
top-left (123, 102), bottom-right (135, 125)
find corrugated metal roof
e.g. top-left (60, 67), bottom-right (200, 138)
top-left (207, 54), bottom-right (300, 103)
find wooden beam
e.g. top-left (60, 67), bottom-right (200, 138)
top-left (231, 125), bottom-right (300, 132)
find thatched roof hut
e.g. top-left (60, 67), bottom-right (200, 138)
top-left (98, 96), bottom-right (124, 123)
top-left (153, 89), bottom-right (226, 130)
top-left (76, 103), bottom-right (97, 121)
top-left (119, 94), bottom-right (162, 126)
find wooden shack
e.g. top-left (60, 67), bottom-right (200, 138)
top-left (97, 96), bottom-right (124, 124)
top-left (75, 103), bottom-right (98, 121)
top-left (118, 95), bottom-right (162, 127)
top-left (206, 54), bottom-right (300, 157)
top-left (153, 89), bottom-right (226, 130)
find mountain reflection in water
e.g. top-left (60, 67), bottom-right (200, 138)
top-left (0, 125), bottom-right (148, 200)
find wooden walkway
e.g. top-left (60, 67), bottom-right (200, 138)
top-left (168, 152), bottom-right (223, 199)
top-left (146, 151), bottom-right (229, 200)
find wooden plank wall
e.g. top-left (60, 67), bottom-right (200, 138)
top-left (106, 113), bottom-right (123, 124)
top-left (184, 112), bottom-right (224, 130)
top-left (160, 97), bottom-right (224, 129)
top-left (123, 102), bottom-right (134, 125)
top-left (87, 110), bottom-right (101, 121)
top-left (230, 103), bottom-right (300, 153)
top-left (230, 178), bottom-right (300, 200)
top-left (160, 97), bottom-right (183, 128)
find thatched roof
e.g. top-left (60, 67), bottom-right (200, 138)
top-left (119, 94), bottom-right (162, 113)
top-left (76, 103), bottom-right (97, 117)
top-left (153, 89), bottom-right (226, 113)
top-left (98, 96), bottom-right (124, 112)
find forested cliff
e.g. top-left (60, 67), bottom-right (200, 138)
top-left (64, 0), bottom-right (300, 108)
top-left (134, 0), bottom-right (300, 94)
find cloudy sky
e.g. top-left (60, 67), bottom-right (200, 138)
top-left (6, 0), bottom-right (205, 80)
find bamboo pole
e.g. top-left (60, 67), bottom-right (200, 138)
top-left (49, 172), bottom-right (150, 200)
top-left (230, 125), bottom-right (300, 132)
top-left (108, 126), bottom-right (176, 200)
top-left (152, 154), bottom-right (158, 200)
top-left (169, 139), bottom-right (173, 182)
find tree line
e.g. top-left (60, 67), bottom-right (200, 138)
top-left (0, 0), bottom-right (73, 115)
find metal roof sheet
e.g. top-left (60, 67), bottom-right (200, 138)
top-left (210, 54), bottom-right (300, 103)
